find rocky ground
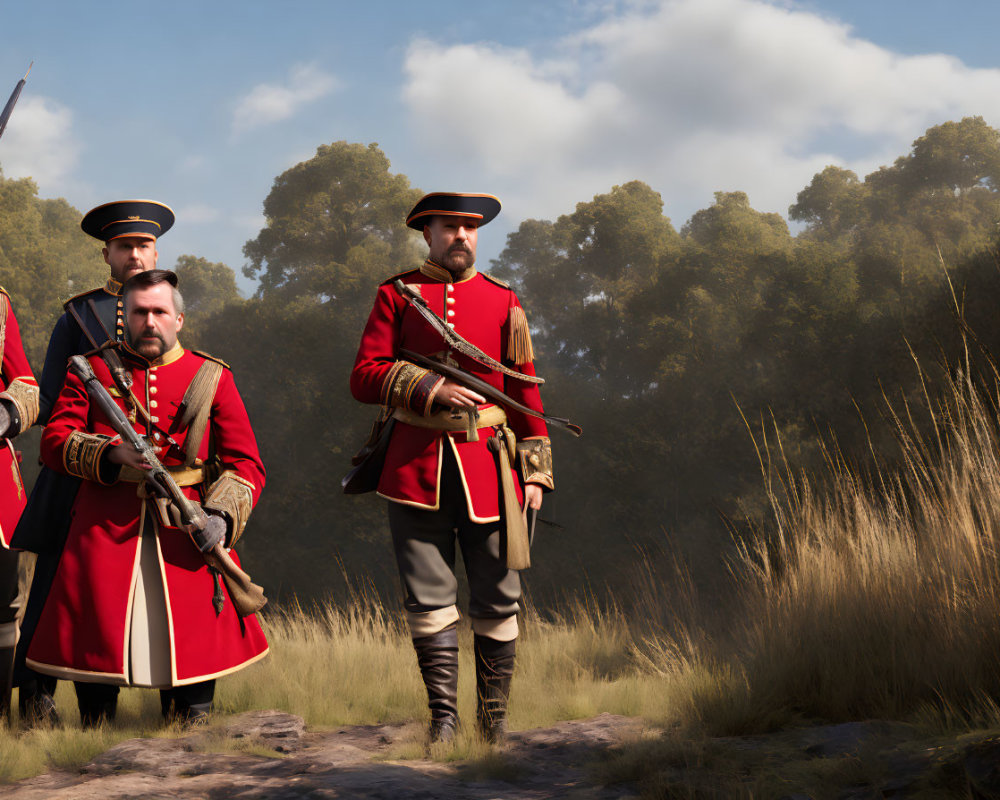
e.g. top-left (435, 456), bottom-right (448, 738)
top-left (3, 710), bottom-right (643, 799)
top-left (7, 711), bottom-right (1000, 798)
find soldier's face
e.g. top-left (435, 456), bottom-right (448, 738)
top-left (424, 217), bottom-right (478, 274)
top-left (103, 236), bottom-right (158, 283)
top-left (125, 283), bottom-right (184, 359)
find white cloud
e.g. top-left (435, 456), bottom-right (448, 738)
top-left (0, 95), bottom-right (79, 188)
top-left (175, 204), bottom-right (222, 225)
top-left (402, 0), bottom-right (1000, 226)
top-left (232, 63), bottom-right (340, 133)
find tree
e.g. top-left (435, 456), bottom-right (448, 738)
top-left (244, 141), bottom-right (424, 311)
top-left (0, 170), bottom-right (104, 363)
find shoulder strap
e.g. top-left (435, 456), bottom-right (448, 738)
top-left (0, 289), bottom-right (8, 366)
top-left (177, 359), bottom-right (225, 467)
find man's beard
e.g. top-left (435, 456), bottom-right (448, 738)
top-left (133, 329), bottom-right (167, 358)
top-left (438, 245), bottom-right (475, 274)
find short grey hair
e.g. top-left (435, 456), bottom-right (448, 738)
top-left (122, 269), bottom-right (185, 315)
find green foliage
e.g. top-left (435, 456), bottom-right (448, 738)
top-left (0, 169), bottom-right (105, 364)
top-left (7, 120), bottom-right (1000, 612)
top-left (243, 140), bottom-right (424, 309)
top-left (194, 142), bottom-right (424, 598)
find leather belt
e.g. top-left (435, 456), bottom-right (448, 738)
top-left (119, 464), bottom-right (206, 487)
top-left (393, 405), bottom-right (507, 441)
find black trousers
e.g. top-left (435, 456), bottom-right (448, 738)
top-left (0, 546), bottom-right (19, 633)
top-left (387, 445), bottom-right (520, 620)
top-left (75, 679), bottom-right (216, 719)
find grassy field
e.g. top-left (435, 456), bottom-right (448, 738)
top-left (6, 364), bottom-right (1000, 798)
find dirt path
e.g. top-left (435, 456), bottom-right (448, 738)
top-left (4, 711), bottom-right (643, 799)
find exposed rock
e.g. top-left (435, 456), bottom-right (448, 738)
top-left (964, 736), bottom-right (1000, 800)
top-left (5, 712), bottom-right (643, 800)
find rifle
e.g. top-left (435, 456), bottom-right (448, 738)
top-left (0, 63), bottom-right (30, 142)
top-left (68, 355), bottom-right (266, 617)
top-left (399, 348), bottom-right (582, 437)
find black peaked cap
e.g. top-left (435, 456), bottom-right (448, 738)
top-left (81, 200), bottom-right (175, 242)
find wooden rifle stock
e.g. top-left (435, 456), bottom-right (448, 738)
top-left (68, 355), bottom-right (266, 617)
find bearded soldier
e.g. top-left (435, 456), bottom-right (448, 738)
top-left (350, 193), bottom-right (554, 743)
top-left (0, 289), bottom-right (40, 719)
top-left (27, 269), bottom-right (267, 726)
top-left (14, 200), bottom-right (173, 723)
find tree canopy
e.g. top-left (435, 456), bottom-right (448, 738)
top-left (6, 120), bottom-right (1000, 608)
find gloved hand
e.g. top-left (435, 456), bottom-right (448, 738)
top-left (189, 512), bottom-right (227, 553)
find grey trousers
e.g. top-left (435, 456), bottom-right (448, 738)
top-left (0, 547), bottom-right (20, 647)
top-left (388, 446), bottom-right (520, 622)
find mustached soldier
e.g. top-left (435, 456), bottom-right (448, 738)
top-left (351, 193), bottom-right (554, 743)
top-left (27, 269), bottom-right (267, 726)
top-left (13, 200), bottom-right (174, 723)
top-left (0, 289), bottom-right (40, 719)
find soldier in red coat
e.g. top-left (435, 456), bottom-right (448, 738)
top-left (0, 288), bottom-right (40, 719)
top-left (29, 269), bottom-right (267, 725)
top-left (351, 193), bottom-right (554, 742)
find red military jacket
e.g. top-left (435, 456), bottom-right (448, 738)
top-left (351, 260), bottom-right (548, 522)
top-left (28, 343), bottom-right (268, 687)
top-left (0, 288), bottom-right (40, 548)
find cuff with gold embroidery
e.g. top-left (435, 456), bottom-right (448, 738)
top-left (203, 470), bottom-right (256, 547)
top-left (0, 377), bottom-right (40, 435)
top-left (517, 436), bottom-right (554, 490)
top-left (379, 360), bottom-right (444, 416)
top-left (64, 431), bottom-right (118, 484)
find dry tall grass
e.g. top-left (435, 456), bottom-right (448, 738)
top-left (680, 360), bottom-right (1000, 736)
top-left (7, 357), bottom-right (1000, 794)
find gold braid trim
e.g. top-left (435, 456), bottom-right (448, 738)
top-left (507, 305), bottom-right (534, 365)
top-left (64, 431), bottom-right (116, 484)
top-left (516, 436), bottom-right (554, 490)
top-left (381, 360), bottom-right (442, 416)
top-left (203, 470), bottom-right (255, 547)
top-left (0, 378), bottom-right (40, 434)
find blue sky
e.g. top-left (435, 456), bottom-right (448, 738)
top-left (2, 0), bottom-right (1000, 293)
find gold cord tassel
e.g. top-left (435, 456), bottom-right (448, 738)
top-left (507, 305), bottom-right (534, 365)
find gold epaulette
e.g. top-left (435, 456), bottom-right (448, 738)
top-left (190, 349), bottom-right (231, 370)
top-left (62, 285), bottom-right (104, 310)
top-left (380, 268), bottom-right (421, 287)
top-left (481, 272), bottom-right (510, 289)
top-left (0, 286), bottom-right (8, 300)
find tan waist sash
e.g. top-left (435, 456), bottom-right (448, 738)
top-left (392, 405), bottom-right (507, 434)
top-left (119, 464), bottom-right (206, 487)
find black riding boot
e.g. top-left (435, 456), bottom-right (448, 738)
top-left (474, 634), bottom-right (516, 743)
top-left (75, 682), bottom-right (118, 728)
top-left (19, 674), bottom-right (60, 726)
top-left (161, 680), bottom-right (215, 725)
top-left (0, 644), bottom-right (13, 723)
top-left (413, 623), bottom-right (459, 743)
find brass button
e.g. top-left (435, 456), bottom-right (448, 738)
top-left (150, 400), bottom-right (158, 408)
top-left (150, 386), bottom-right (158, 395)
top-left (446, 309), bottom-right (455, 317)
top-left (446, 297), bottom-right (455, 305)
top-left (446, 284), bottom-right (454, 293)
